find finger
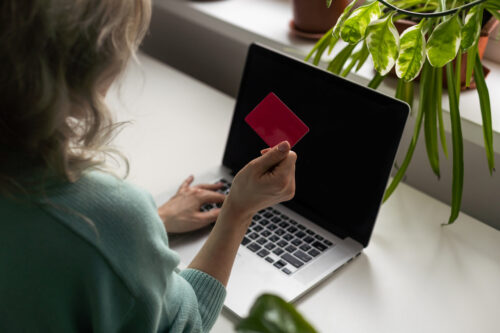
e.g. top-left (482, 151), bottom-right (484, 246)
top-left (198, 190), bottom-right (226, 203)
top-left (273, 150), bottom-right (297, 176)
top-left (179, 175), bottom-right (194, 190)
top-left (260, 148), bottom-right (271, 155)
top-left (194, 208), bottom-right (221, 224)
top-left (253, 141), bottom-right (291, 174)
top-left (195, 182), bottom-right (224, 191)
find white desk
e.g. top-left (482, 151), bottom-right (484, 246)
top-left (106, 54), bottom-right (500, 333)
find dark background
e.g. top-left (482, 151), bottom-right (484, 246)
top-left (223, 44), bottom-right (409, 247)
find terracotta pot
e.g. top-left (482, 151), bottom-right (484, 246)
top-left (393, 16), bottom-right (499, 90)
top-left (292, 0), bottom-right (350, 34)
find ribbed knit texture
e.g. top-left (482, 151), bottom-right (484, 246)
top-left (0, 171), bottom-right (226, 332)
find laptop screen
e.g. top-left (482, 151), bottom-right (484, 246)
top-left (223, 44), bottom-right (408, 247)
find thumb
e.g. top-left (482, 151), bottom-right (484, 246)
top-left (253, 141), bottom-right (291, 173)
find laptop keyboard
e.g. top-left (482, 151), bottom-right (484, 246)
top-left (201, 178), bottom-right (335, 275)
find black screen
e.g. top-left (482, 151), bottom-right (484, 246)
top-left (223, 44), bottom-right (408, 247)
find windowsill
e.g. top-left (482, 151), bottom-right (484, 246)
top-left (155, 0), bottom-right (500, 151)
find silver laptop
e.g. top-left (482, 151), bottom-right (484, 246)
top-left (155, 43), bottom-right (409, 318)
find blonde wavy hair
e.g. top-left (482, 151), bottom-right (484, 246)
top-left (0, 0), bottom-right (151, 196)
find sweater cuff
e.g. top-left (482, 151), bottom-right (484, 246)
top-left (179, 268), bottom-right (226, 332)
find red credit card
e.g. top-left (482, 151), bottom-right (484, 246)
top-left (245, 92), bottom-right (309, 148)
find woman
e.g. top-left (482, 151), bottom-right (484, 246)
top-left (0, 1), bottom-right (297, 332)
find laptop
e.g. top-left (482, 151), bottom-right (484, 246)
top-left (155, 43), bottom-right (409, 318)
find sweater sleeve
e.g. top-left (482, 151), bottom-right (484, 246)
top-left (179, 269), bottom-right (227, 332)
top-left (38, 171), bottom-right (227, 333)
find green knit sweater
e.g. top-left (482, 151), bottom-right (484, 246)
top-left (0, 171), bottom-right (226, 332)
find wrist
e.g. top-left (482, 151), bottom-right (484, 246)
top-left (218, 198), bottom-right (254, 230)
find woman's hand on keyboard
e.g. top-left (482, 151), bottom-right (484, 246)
top-left (158, 175), bottom-right (226, 233)
top-left (225, 140), bottom-right (297, 221)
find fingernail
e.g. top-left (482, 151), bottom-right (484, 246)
top-left (277, 141), bottom-right (290, 152)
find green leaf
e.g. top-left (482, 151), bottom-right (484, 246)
top-left (366, 13), bottom-right (400, 76)
top-left (341, 1), bottom-right (381, 44)
top-left (444, 62), bottom-right (464, 225)
top-left (332, 0), bottom-right (358, 38)
top-left (487, 8), bottom-right (500, 21)
top-left (236, 294), bottom-right (318, 333)
top-left (330, 0), bottom-right (359, 53)
top-left (461, 5), bottom-right (483, 51)
top-left (435, 67), bottom-right (448, 158)
top-left (423, 66), bottom-right (440, 177)
top-left (326, 0), bottom-right (359, 55)
top-left (396, 20), bottom-right (426, 81)
top-left (473, 52), bottom-right (496, 174)
top-left (384, 61), bottom-right (430, 202)
top-left (368, 71), bottom-right (386, 89)
top-left (327, 0), bottom-right (333, 8)
top-left (465, 44), bottom-right (477, 87)
top-left (395, 79), bottom-right (414, 110)
top-left (327, 43), bottom-right (357, 74)
top-left (305, 27), bottom-right (334, 63)
top-left (426, 14), bottom-right (462, 68)
top-left (355, 41), bottom-right (371, 71)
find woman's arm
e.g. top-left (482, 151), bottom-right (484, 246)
top-left (188, 141), bottom-right (297, 286)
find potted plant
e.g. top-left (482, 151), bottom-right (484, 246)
top-left (305, 0), bottom-right (500, 224)
top-left (236, 294), bottom-right (317, 333)
top-left (291, 0), bottom-right (350, 38)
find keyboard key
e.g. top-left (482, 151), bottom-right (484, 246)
top-left (279, 221), bottom-right (289, 228)
top-left (248, 232), bottom-right (259, 240)
top-left (283, 233), bottom-right (294, 241)
top-left (267, 224), bottom-right (278, 231)
top-left (271, 216), bottom-right (282, 223)
top-left (272, 209), bottom-right (281, 215)
top-left (250, 221), bottom-right (256, 227)
top-left (280, 214), bottom-right (289, 220)
top-left (277, 240), bottom-right (288, 248)
top-left (287, 226), bottom-right (297, 233)
top-left (308, 249), bottom-right (320, 257)
top-left (258, 209), bottom-right (266, 214)
top-left (263, 212), bottom-right (273, 218)
top-left (268, 235), bottom-right (280, 242)
top-left (303, 236), bottom-right (315, 244)
top-left (273, 259), bottom-right (286, 269)
top-left (297, 224), bottom-right (305, 230)
top-left (293, 250), bottom-right (312, 262)
top-left (259, 219), bottom-right (270, 226)
top-left (295, 231), bottom-right (306, 239)
top-left (241, 237), bottom-right (250, 246)
top-left (281, 253), bottom-right (304, 268)
top-left (282, 268), bottom-right (292, 275)
top-left (291, 239), bottom-right (302, 246)
top-left (306, 230), bottom-right (315, 236)
top-left (285, 245), bottom-right (296, 253)
top-left (315, 235), bottom-right (324, 241)
top-left (265, 257), bottom-right (274, 264)
top-left (257, 237), bottom-right (267, 245)
top-left (260, 230), bottom-right (271, 237)
top-left (247, 243), bottom-right (261, 252)
top-left (265, 243), bottom-right (276, 250)
top-left (257, 249), bottom-right (270, 257)
top-left (273, 248), bottom-right (284, 256)
top-left (253, 225), bottom-right (263, 232)
top-left (245, 228), bottom-right (251, 234)
top-left (300, 244), bottom-right (311, 252)
top-left (275, 229), bottom-right (286, 236)
top-left (312, 241), bottom-right (327, 252)
top-left (252, 215), bottom-right (262, 221)
top-left (324, 239), bottom-right (333, 246)
top-left (288, 219), bottom-right (297, 225)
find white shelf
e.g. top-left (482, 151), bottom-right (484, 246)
top-left (155, 0), bottom-right (500, 151)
